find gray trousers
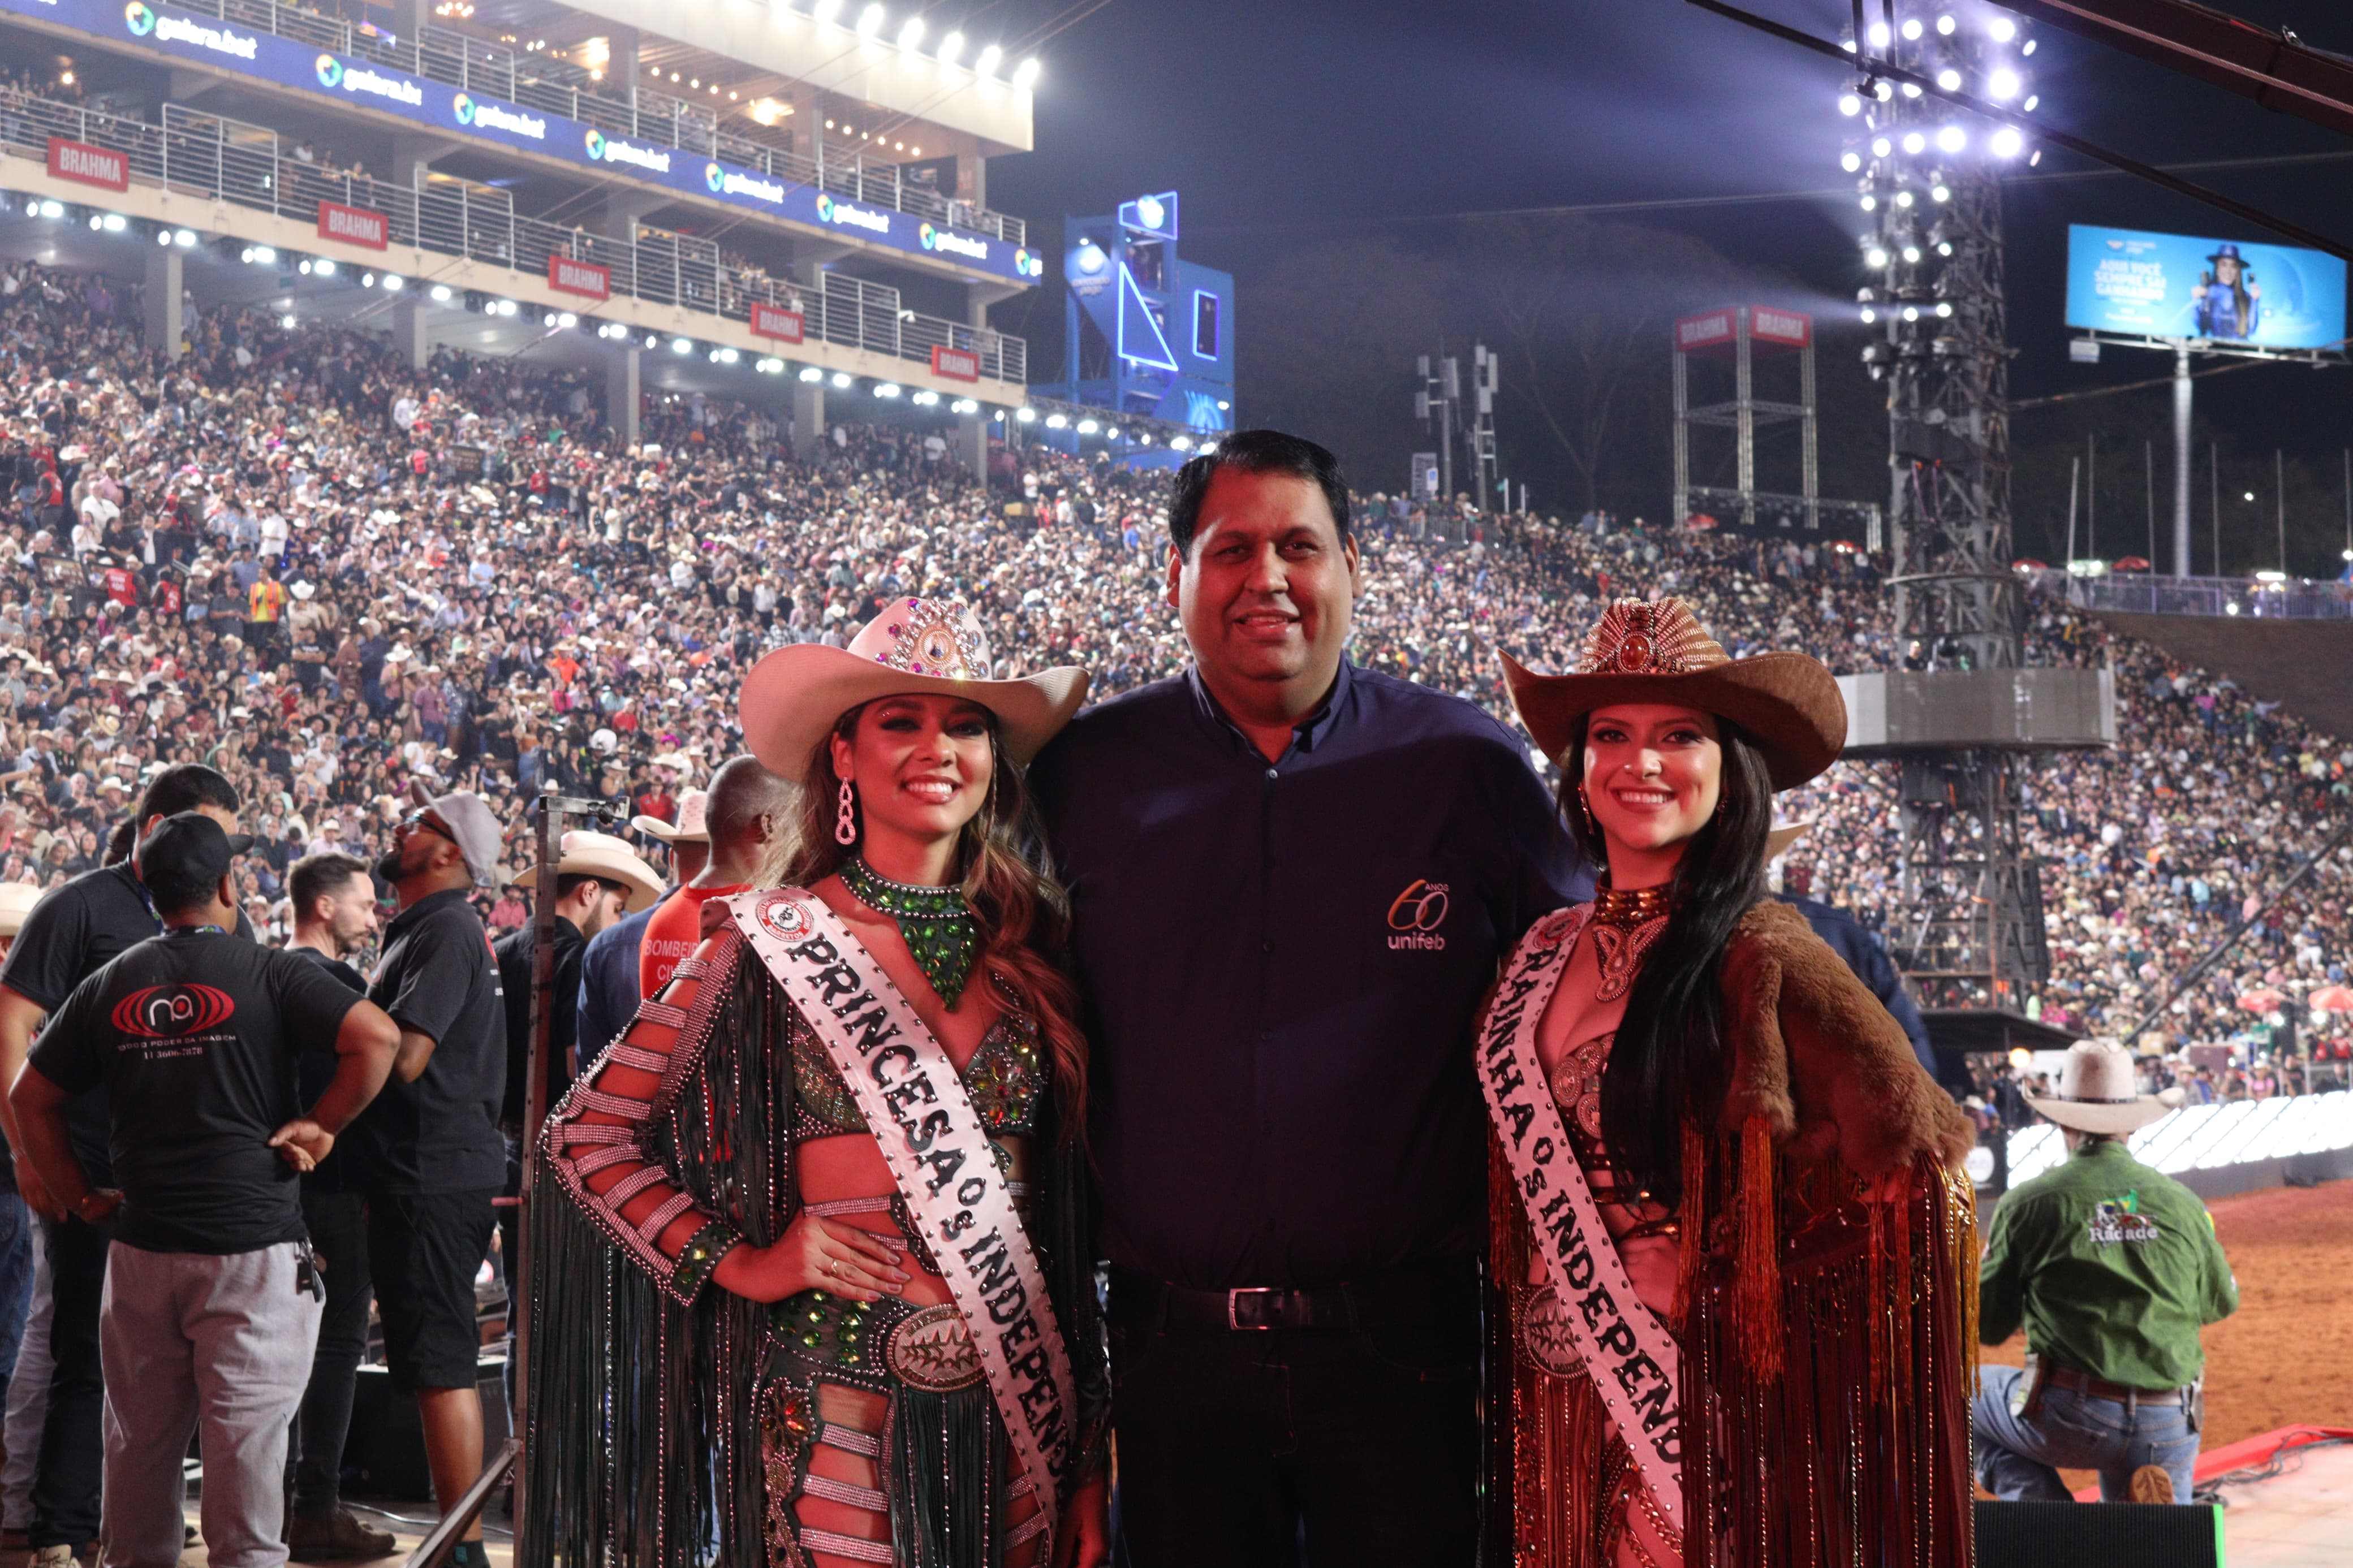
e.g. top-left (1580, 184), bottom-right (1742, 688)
top-left (99, 1242), bottom-right (320, 1568)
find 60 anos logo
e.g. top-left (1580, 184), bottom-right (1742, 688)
top-left (110, 983), bottom-right (235, 1039)
top-left (1387, 879), bottom-right (1450, 952)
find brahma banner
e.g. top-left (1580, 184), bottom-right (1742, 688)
top-left (317, 200), bottom-right (388, 250)
top-left (47, 137), bottom-right (128, 192)
top-left (749, 303), bottom-right (805, 343)
top-left (547, 254), bottom-right (610, 301)
top-left (930, 345), bottom-right (981, 382)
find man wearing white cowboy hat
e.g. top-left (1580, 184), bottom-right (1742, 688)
top-left (1975, 1038), bottom-right (2238, 1506)
top-left (575, 791), bottom-right (710, 1065)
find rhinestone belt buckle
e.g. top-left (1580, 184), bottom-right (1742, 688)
top-left (1227, 1287), bottom-right (1288, 1331)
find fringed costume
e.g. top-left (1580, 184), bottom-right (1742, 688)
top-left (1483, 899), bottom-right (1978, 1568)
top-left (521, 919), bottom-right (1109, 1568)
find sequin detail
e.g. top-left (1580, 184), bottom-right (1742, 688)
top-left (792, 1003), bottom-right (1043, 1139)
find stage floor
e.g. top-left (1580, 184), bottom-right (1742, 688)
top-left (2207, 1432), bottom-right (2353, 1567)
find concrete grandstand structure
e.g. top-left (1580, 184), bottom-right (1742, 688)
top-left (0, 0), bottom-right (1047, 457)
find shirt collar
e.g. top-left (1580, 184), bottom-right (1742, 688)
top-left (1185, 659), bottom-right (1356, 760)
top-left (387, 884), bottom-right (473, 938)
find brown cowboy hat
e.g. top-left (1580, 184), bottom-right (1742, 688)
top-left (1500, 597), bottom-right (1846, 791)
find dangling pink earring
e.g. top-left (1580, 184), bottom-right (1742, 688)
top-left (835, 779), bottom-right (858, 846)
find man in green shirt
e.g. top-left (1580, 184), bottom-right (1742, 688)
top-left (1975, 1039), bottom-right (2238, 1505)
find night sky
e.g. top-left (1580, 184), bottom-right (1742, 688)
top-left (971, 0), bottom-right (2353, 562)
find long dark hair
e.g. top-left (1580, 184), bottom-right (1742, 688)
top-left (1559, 711), bottom-right (1776, 1208)
top-left (778, 703), bottom-right (1089, 1137)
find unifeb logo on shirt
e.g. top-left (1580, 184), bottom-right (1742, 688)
top-left (110, 983), bottom-right (235, 1039)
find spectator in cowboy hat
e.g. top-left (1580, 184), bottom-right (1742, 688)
top-left (574, 790), bottom-right (709, 1066)
top-left (1975, 1038), bottom-right (2236, 1505)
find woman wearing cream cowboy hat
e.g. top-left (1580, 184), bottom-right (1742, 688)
top-left (531, 599), bottom-right (1109, 1568)
top-left (1479, 596), bottom-right (1976, 1567)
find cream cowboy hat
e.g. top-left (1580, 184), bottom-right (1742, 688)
top-left (739, 597), bottom-right (1088, 771)
top-left (511, 830), bottom-right (665, 913)
top-left (1501, 597), bottom-right (1847, 791)
top-left (632, 789), bottom-right (709, 845)
top-left (2023, 1038), bottom-right (2184, 1135)
top-left (0, 881), bottom-right (42, 939)
top-left (1765, 819), bottom-right (1813, 861)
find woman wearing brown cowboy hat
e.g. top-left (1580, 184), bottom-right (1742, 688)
top-left (1480, 597), bottom-right (1977, 1567)
top-left (528, 599), bottom-right (1109, 1568)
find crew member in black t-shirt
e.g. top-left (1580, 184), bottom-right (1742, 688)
top-left (347, 787), bottom-right (506, 1565)
top-left (8, 814), bottom-right (397, 1568)
top-left (280, 852), bottom-right (394, 1561)
top-left (0, 763), bottom-right (252, 1561)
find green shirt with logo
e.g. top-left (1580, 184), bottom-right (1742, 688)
top-left (1979, 1138), bottom-right (2237, 1390)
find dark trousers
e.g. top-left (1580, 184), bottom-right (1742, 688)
top-left (31, 1213), bottom-right (105, 1548)
top-left (1107, 1272), bottom-right (1480, 1568)
top-left (290, 1188), bottom-right (370, 1518)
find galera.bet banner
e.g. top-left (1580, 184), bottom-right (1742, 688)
top-left (15, 0), bottom-right (1041, 287)
top-left (2065, 224), bottom-right (2347, 352)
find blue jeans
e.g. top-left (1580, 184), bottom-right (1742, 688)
top-left (1972, 1364), bottom-right (2201, 1502)
top-left (0, 1190), bottom-right (33, 1390)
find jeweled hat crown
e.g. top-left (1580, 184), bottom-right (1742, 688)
top-left (849, 597), bottom-right (992, 681)
top-left (1574, 597), bottom-right (1726, 677)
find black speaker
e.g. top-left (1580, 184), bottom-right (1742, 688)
top-left (1975, 1498), bottom-right (2221, 1568)
top-left (343, 1359), bottom-right (511, 1500)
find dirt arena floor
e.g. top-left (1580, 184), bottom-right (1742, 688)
top-left (1981, 1178), bottom-right (2353, 1475)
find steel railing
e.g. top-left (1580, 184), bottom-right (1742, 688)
top-left (110, 0), bottom-right (1025, 246)
top-left (2067, 573), bottom-right (2353, 621)
top-left (4, 92), bottom-right (1025, 383)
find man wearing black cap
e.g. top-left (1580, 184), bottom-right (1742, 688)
top-left (0, 764), bottom-right (251, 1566)
top-left (345, 788), bottom-right (506, 1564)
top-left (7, 815), bottom-right (398, 1568)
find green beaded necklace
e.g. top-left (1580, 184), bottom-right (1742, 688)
top-left (842, 857), bottom-right (979, 1007)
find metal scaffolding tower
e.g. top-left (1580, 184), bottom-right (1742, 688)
top-left (1846, 7), bottom-right (2078, 1011)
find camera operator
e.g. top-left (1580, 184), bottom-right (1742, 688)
top-left (7, 814), bottom-right (397, 1568)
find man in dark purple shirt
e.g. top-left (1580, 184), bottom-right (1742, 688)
top-left (1031, 431), bottom-right (1583, 1568)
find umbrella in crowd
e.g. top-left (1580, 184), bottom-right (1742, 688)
top-left (2309, 985), bottom-right (2353, 1014)
top-left (2237, 987), bottom-right (2287, 1013)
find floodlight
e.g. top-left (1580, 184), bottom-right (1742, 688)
top-left (1015, 405), bottom-right (1036, 422)
top-left (1935, 14), bottom-right (1955, 34)
top-left (1988, 67), bottom-right (2021, 99)
top-left (1900, 83), bottom-right (1923, 98)
top-left (174, 228), bottom-right (196, 247)
top-left (1838, 92), bottom-right (1861, 116)
top-left (1895, 190), bottom-right (1914, 209)
top-left (799, 366), bottom-right (823, 382)
top-left (897, 17), bottom-right (923, 49)
top-left (1045, 413), bottom-right (1068, 429)
top-left (557, 311), bottom-right (575, 327)
top-left (1935, 302), bottom-right (1954, 317)
top-left (1865, 246), bottom-right (1890, 269)
top-left (1989, 16), bottom-right (2016, 42)
top-left (813, 0), bottom-right (842, 18)
top-left (855, 5), bottom-right (884, 40)
top-left (1860, 306), bottom-right (1877, 323)
top-left (1169, 435), bottom-right (1192, 452)
top-left (1136, 194), bottom-right (1166, 229)
top-left (937, 31), bottom-right (963, 66)
top-left (316, 258), bottom-right (338, 276)
top-left (1860, 195), bottom-right (1877, 212)
top-left (2022, 38), bottom-right (2036, 55)
top-left (1903, 305), bottom-right (1920, 322)
top-left (1936, 68), bottom-right (1960, 91)
top-left (281, 314), bottom-right (297, 329)
top-left (1866, 21), bottom-right (1889, 45)
top-left (1841, 150), bottom-right (1863, 172)
top-left (1930, 183), bottom-right (1950, 202)
top-left (975, 43), bottom-right (1002, 77)
top-left (1901, 132), bottom-right (1926, 155)
top-left (2022, 94), bottom-right (2039, 112)
top-left (832, 371), bottom-right (854, 388)
top-left (1936, 125), bottom-right (1966, 153)
top-left (432, 284), bottom-right (453, 303)
top-left (1902, 245), bottom-right (1922, 263)
top-left (383, 274), bottom-right (404, 291)
top-left (1900, 18), bottom-right (1921, 39)
top-left (1873, 80), bottom-right (1893, 101)
top-left (874, 382), bottom-right (901, 398)
top-left (1871, 136), bottom-right (1893, 157)
top-left (673, 336), bottom-right (693, 353)
top-left (1989, 126), bottom-right (2024, 158)
top-left (1011, 56), bottom-right (1041, 89)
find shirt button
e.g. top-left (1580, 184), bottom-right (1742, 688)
top-left (1264, 767), bottom-right (1278, 780)
top-left (1261, 939), bottom-right (1273, 954)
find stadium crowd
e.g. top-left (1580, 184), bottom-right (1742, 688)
top-left (0, 250), bottom-right (2342, 1062)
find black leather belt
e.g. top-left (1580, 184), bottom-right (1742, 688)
top-left (1108, 1259), bottom-right (1477, 1334)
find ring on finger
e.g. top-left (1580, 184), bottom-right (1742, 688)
top-left (828, 1258), bottom-right (844, 1281)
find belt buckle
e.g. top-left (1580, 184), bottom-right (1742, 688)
top-left (1227, 1287), bottom-right (1284, 1331)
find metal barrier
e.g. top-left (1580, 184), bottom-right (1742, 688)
top-left (2068, 573), bottom-right (2353, 621)
top-left (122, 0), bottom-right (1025, 245)
top-left (4, 92), bottom-right (1025, 383)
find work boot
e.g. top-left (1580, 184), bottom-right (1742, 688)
top-left (286, 1507), bottom-right (399, 1559)
top-left (2128, 1463), bottom-right (2177, 1504)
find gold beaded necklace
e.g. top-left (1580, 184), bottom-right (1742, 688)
top-left (1587, 880), bottom-right (1671, 1003)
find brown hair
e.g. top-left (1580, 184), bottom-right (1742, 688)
top-left (776, 704), bottom-right (1089, 1137)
